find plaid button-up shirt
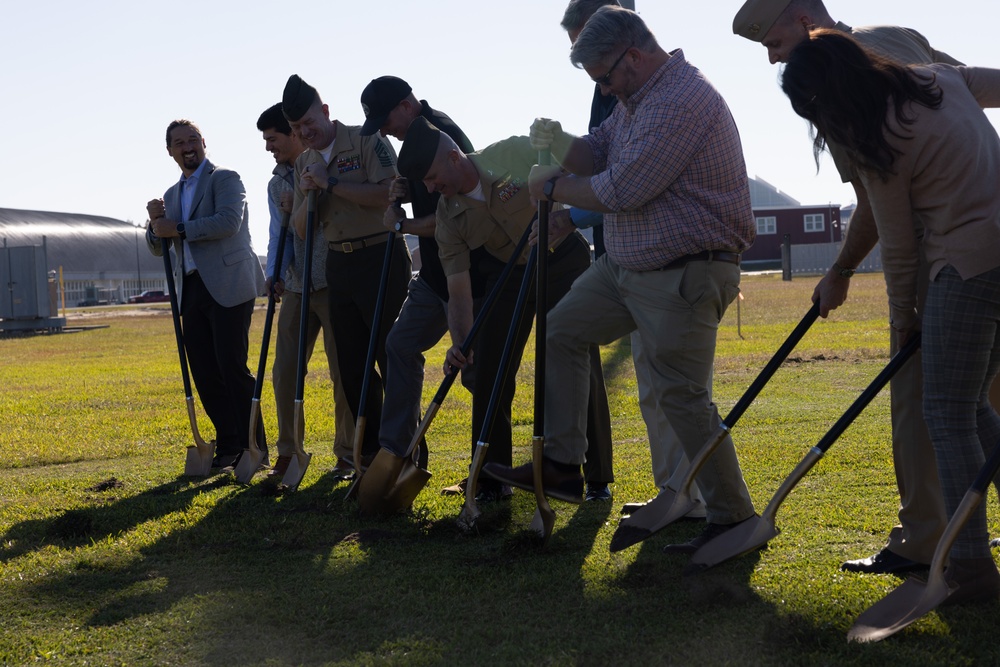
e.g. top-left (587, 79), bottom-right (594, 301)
top-left (586, 49), bottom-right (756, 271)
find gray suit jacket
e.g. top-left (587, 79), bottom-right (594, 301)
top-left (148, 159), bottom-right (264, 307)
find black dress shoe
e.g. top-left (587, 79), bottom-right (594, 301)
top-left (474, 480), bottom-right (513, 504)
top-left (211, 452), bottom-right (240, 470)
top-left (586, 483), bottom-right (612, 502)
top-left (840, 547), bottom-right (928, 574)
top-left (662, 516), bottom-right (755, 555)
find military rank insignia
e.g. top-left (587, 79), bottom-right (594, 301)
top-left (373, 140), bottom-right (394, 168)
top-left (337, 154), bottom-right (361, 173)
top-left (496, 176), bottom-right (522, 204)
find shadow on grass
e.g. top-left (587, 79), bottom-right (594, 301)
top-left (0, 474), bottom-right (234, 563)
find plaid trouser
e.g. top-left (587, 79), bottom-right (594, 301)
top-left (922, 265), bottom-right (1000, 559)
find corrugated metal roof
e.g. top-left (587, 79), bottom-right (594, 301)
top-left (0, 207), bottom-right (161, 276)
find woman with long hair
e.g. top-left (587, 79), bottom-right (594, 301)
top-left (781, 28), bottom-right (1000, 605)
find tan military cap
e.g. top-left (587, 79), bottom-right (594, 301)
top-left (733, 0), bottom-right (793, 41)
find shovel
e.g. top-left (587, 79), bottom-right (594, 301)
top-left (529, 148), bottom-right (556, 544)
top-left (235, 211), bottom-right (291, 483)
top-left (343, 227), bottom-right (398, 502)
top-left (848, 419), bottom-right (1000, 643)
top-left (688, 333), bottom-right (922, 572)
top-left (609, 302), bottom-right (821, 552)
top-left (457, 247), bottom-right (538, 531)
top-left (358, 223), bottom-right (535, 515)
top-left (161, 237), bottom-right (215, 477)
top-left (281, 191), bottom-right (319, 491)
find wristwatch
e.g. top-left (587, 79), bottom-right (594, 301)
top-left (326, 177), bottom-right (339, 194)
top-left (394, 219), bottom-right (405, 233)
top-left (832, 262), bottom-right (855, 278)
top-left (543, 176), bottom-right (559, 201)
top-left (176, 222), bottom-right (187, 240)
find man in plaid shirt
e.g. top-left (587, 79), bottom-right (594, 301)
top-left (484, 5), bottom-right (758, 550)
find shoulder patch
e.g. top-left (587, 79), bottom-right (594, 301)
top-left (374, 140), bottom-right (394, 168)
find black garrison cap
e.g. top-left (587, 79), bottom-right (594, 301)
top-left (397, 116), bottom-right (443, 181)
top-left (282, 74), bottom-right (319, 122)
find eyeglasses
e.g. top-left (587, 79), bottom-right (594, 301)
top-left (592, 46), bottom-right (632, 86)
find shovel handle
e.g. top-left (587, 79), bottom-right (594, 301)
top-left (814, 332), bottom-right (920, 454)
top-left (723, 302), bottom-right (820, 427)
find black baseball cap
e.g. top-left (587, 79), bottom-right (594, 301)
top-left (360, 76), bottom-right (412, 136)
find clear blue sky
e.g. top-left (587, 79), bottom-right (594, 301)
top-left (1, 1), bottom-right (997, 253)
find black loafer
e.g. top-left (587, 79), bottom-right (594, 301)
top-left (840, 547), bottom-right (928, 574)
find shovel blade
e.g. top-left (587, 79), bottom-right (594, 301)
top-left (357, 449), bottom-right (406, 515)
top-left (688, 515), bottom-right (778, 572)
top-left (233, 447), bottom-right (264, 484)
top-left (610, 487), bottom-right (697, 553)
top-left (529, 507), bottom-right (556, 544)
top-left (184, 442), bottom-right (215, 477)
top-left (281, 451), bottom-right (312, 492)
top-left (381, 460), bottom-right (432, 515)
top-left (847, 573), bottom-right (954, 643)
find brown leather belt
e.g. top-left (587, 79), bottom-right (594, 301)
top-left (328, 232), bottom-right (389, 253)
top-left (659, 250), bottom-right (740, 271)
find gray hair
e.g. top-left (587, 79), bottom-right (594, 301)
top-left (560, 0), bottom-right (620, 32)
top-left (569, 5), bottom-right (657, 69)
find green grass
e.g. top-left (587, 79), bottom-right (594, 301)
top-left (1, 273), bottom-right (997, 666)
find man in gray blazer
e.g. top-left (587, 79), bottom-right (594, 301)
top-left (146, 119), bottom-right (266, 469)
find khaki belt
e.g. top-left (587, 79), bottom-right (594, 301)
top-left (328, 232), bottom-right (390, 253)
top-left (659, 250), bottom-right (740, 271)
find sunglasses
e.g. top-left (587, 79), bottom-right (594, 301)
top-left (592, 46), bottom-right (632, 86)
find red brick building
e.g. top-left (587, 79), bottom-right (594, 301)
top-left (742, 177), bottom-right (845, 267)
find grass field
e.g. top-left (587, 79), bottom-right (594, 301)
top-left (1, 272), bottom-right (998, 666)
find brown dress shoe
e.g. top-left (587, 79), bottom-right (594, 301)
top-left (268, 455), bottom-right (292, 477)
top-left (482, 458), bottom-right (583, 504)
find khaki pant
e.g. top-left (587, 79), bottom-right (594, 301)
top-left (272, 288), bottom-right (354, 459)
top-left (544, 255), bottom-right (754, 525)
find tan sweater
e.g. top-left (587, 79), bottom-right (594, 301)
top-left (862, 65), bottom-right (1000, 330)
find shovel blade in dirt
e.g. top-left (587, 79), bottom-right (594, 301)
top-left (233, 446), bottom-right (264, 484)
top-left (847, 574), bottom-right (954, 643)
top-left (282, 450), bottom-right (312, 492)
top-left (380, 459), bottom-right (432, 514)
top-left (182, 397), bottom-right (214, 477)
top-left (531, 438), bottom-right (556, 545)
top-left (847, 468), bottom-right (994, 643)
top-left (184, 443), bottom-right (214, 477)
top-left (357, 448), bottom-right (405, 515)
top-left (234, 400), bottom-right (265, 483)
top-left (687, 515), bottom-right (777, 572)
top-left (610, 480), bottom-right (699, 552)
top-left (457, 442), bottom-right (489, 532)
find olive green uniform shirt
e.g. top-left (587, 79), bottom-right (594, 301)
top-left (293, 120), bottom-right (398, 243)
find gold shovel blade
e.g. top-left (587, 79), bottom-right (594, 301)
top-left (357, 449), bottom-right (406, 515)
top-left (281, 451), bottom-right (312, 492)
top-left (381, 460), bottom-right (432, 515)
top-left (184, 443), bottom-right (215, 477)
top-left (847, 573), bottom-right (954, 643)
top-left (610, 486), bottom-right (698, 552)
